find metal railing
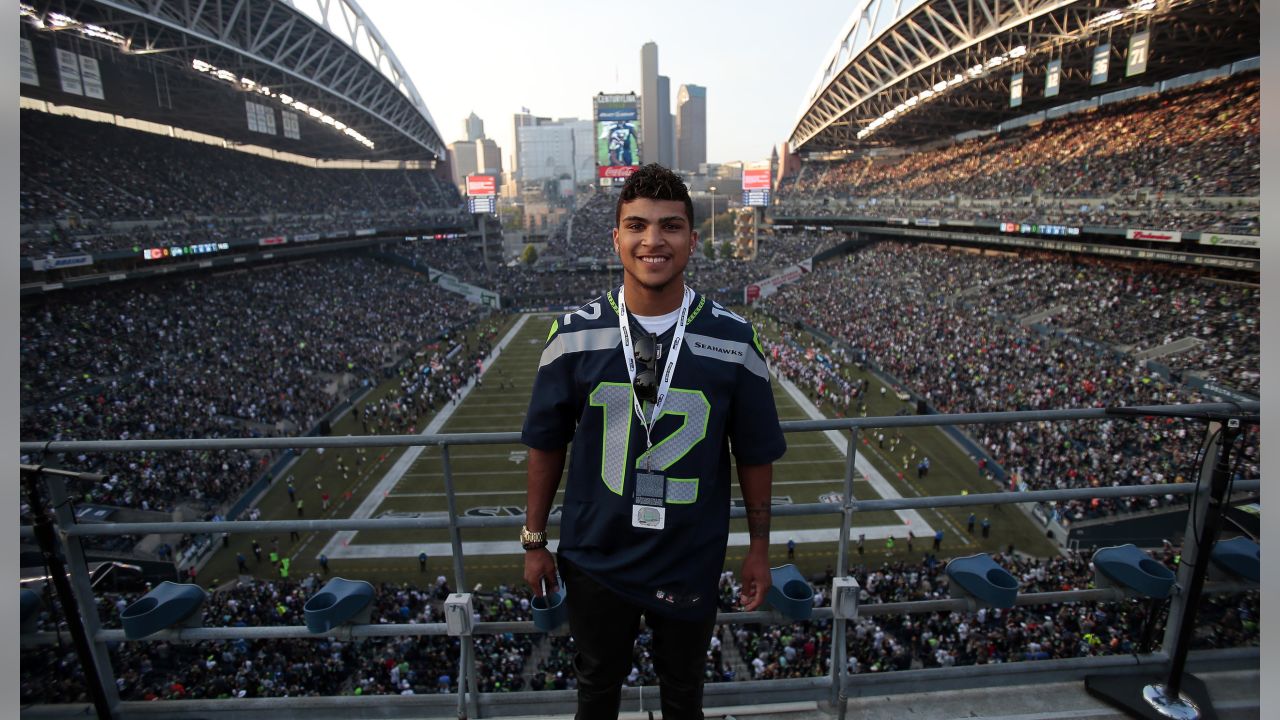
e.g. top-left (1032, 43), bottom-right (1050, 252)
top-left (18, 401), bottom-right (1261, 720)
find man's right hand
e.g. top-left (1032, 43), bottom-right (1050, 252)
top-left (524, 547), bottom-right (559, 596)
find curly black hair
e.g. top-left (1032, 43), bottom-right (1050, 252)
top-left (615, 163), bottom-right (695, 228)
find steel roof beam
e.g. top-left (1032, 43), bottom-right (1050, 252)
top-left (56, 0), bottom-right (446, 159)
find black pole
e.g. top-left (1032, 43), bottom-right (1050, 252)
top-left (1164, 418), bottom-right (1240, 698)
top-left (1084, 414), bottom-right (1252, 719)
top-left (21, 466), bottom-right (118, 720)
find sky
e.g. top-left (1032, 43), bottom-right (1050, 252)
top-left (356, 0), bottom-right (853, 167)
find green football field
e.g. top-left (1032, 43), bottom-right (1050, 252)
top-left (198, 311), bottom-right (1056, 590)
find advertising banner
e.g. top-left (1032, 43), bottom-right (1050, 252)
top-left (743, 259), bottom-right (813, 304)
top-left (428, 267), bottom-right (501, 308)
top-left (258, 235), bottom-right (287, 246)
top-left (466, 175), bottom-right (496, 196)
top-left (1126, 228), bottom-right (1182, 243)
top-left (742, 161), bottom-right (771, 190)
top-left (594, 94), bottom-right (640, 181)
top-left (1198, 232), bottom-right (1258, 248)
top-left (31, 254), bottom-right (93, 271)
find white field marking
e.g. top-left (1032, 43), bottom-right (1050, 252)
top-left (384, 477), bottom-right (872, 499)
top-left (455, 401), bottom-right (533, 408)
top-left (858, 435), bottom-right (972, 546)
top-left (773, 373), bottom-right (935, 537)
top-left (402, 456), bottom-right (855, 481)
top-left (409, 448), bottom-right (530, 461)
top-left (442, 411), bottom-right (527, 420)
top-left (316, 314), bottom-right (535, 560)
top-left (329, 524), bottom-right (921, 559)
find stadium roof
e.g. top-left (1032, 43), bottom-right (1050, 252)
top-left (20, 0), bottom-right (446, 162)
top-left (789, 0), bottom-right (1259, 153)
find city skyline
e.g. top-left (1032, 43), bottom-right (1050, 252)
top-left (356, 0), bottom-right (852, 167)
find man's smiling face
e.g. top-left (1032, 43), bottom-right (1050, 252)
top-left (612, 197), bottom-right (698, 296)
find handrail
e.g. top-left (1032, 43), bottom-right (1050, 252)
top-left (18, 402), bottom-right (1256, 454)
top-left (17, 580), bottom-right (1257, 647)
top-left (17, 400), bottom-right (1260, 720)
top-left (18, 480), bottom-right (1260, 538)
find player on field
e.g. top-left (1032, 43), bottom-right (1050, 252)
top-left (521, 163), bottom-right (786, 719)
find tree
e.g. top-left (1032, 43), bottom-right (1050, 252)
top-left (702, 239), bottom-right (716, 261)
top-left (520, 244), bottom-right (539, 265)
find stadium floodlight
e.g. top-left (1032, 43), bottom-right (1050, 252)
top-left (1009, 45), bottom-right (1028, 59)
top-left (1090, 9), bottom-right (1124, 26)
top-left (932, 81), bottom-right (947, 92)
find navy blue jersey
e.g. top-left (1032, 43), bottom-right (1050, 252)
top-left (522, 288), bottom-right (786, 620)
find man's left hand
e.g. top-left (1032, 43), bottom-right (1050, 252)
top-left (738, 547), bottom-right (771, 611)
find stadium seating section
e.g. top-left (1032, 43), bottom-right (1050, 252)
top-left (772, 74), bottom-right (1260, 234)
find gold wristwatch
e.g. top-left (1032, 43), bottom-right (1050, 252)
top-left (519, 525), bottom-right (547, 551)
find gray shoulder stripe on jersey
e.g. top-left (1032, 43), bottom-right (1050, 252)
top-left (684, 333), bottom-right (769, 380)
top-left (540, 327), bottom-right (622, 367)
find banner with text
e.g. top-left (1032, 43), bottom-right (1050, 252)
top-left (1198, 232), bottom-right (1258, 248)
top-left (1126, 228), bottom-right (1181, 243)
top-left (594, 93), bottom-right (640, 182)
top-left (744, 258), bottom-right (813, 304)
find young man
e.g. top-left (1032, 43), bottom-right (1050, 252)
top-left (522, 163), bottom-right (786, 719)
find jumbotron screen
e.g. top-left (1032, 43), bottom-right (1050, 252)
top-left (594, 93), bottom-right (640, 183)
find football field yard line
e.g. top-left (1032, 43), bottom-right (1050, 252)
top-left (318, 313), bottom-right (535, 562)
top-left (323, 313), bottom-right (925, 563)
top-left (385, 477), bottom-right (871, 499)
top-left (773, 372), bottom-right (936, 538)
top-left (333, 523), bottom-right (919, 559)
top-left (401, 457), bottom-right (857, 481)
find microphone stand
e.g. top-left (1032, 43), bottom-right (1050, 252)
top-left (21, 464), bottom-right (119, 720)
top-left (1085, 410), bottom-right (1254, 720)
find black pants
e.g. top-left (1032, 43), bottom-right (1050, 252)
top-left (559, 554), bottom-right (716, 720)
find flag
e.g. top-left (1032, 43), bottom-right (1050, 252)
top-left (521, 106), bottom-right (530, 113)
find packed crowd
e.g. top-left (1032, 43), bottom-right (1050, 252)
top-left (21, 546), bottom-right (1258, 704)
top-left (758, 242), bottom-right (1259, 520)
top-left (21, 110), bottom-right (466, 257)
top-left (21, 256), bottom-right (491, 523)
top-left (729, 548), bottom-right (1257, 679)
top-left (773, 74), bottom-right (1260, 234)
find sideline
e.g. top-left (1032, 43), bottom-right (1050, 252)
top-left (773, 372), bottom-right (937, 538)
top-left (317, 313), bottom-right (536, 560)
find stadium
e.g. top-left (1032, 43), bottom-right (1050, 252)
top-left (17, 0), bottom-right (1260, 718)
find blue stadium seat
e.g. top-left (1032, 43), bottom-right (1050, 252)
top-left (1091, 544), bottom-right (1176, 599)
top-left (765, 564), bottom-right (814, 621)
top-left (120, 582), bottom-right (207, 640)
top-left (304, 577), bottom-right (375, 633)
top-left (946, 554), bottom-right (1019, 608)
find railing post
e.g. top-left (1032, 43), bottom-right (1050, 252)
top-left (1160, 422), bottom-right (1222, 657)
top-left (829, 426), bottom-right (860, 716)
top-left (441, 443), bottom-right (481, 718)
top-left (44, 473), bottom-right (124, 718)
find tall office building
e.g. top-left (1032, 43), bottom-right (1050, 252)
top-left (515, 118), bottom-right (595, 186)
top-left (447, 140), bottom-right (478, 189)
top-left (447, 138), bottom-right (503, 192)
top-left (640, 42), bottom-right (661, 165)
top-left (463, 112), bottom-right (485, 142)
top-left (657, 74), bottom-right (674, 169)
top-left (512, 111), bottom-right (551, 182)
top-left (676, 84), bottom-right (706, 172)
